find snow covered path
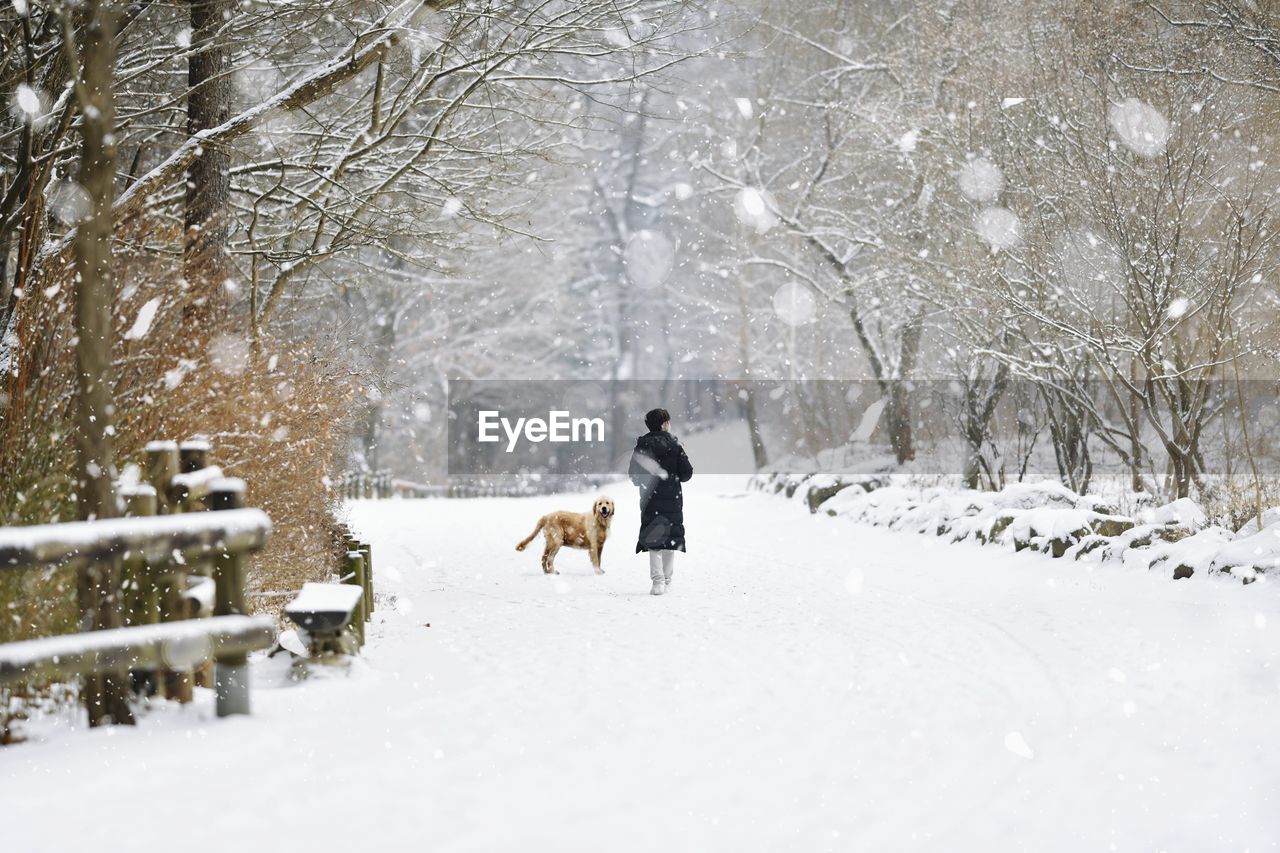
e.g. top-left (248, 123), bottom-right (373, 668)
top-left (4, 477), bottom-right (1279, 851)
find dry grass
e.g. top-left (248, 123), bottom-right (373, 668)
top-left (1206, 479), bottom-right (1280, 533)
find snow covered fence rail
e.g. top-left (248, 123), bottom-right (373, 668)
top-left (0, 509), bottom-right (270, 574)
top-left (0, 617), bottom-right (274, 687)
top-left (751, 471), bottom-right (1278, 584)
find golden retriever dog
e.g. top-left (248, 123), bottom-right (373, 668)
top-left (516, 496), bottom-right (615, 575)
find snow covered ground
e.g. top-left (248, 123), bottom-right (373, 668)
top-left (3, 471), bottom-right (1278, 851)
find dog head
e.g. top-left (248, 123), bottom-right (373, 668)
top-left (593, 496), bottom-right (615, 522)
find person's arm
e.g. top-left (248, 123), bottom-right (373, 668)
top-left (628, 445), bottom-right (647, 486)
top-left (675, 443), bottom-right (693, 482)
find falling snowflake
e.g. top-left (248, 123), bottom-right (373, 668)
top-left (624, 230), bottom-right (675, 290)
top-left (209, 334), bottom-right (250, 376)
top-left (602, 27), bottom-right (631, 48)
top-left (48, 182), bottom-right (92, 225)
top-left (1108, 98), bottom-right (1169, 157)
top-left (123, 297), bottom-right (162, 341)
top-left (772, 282), bottom-right (816, 326)
top-left (1004, 731), bottom-right (1034, 759)
top-left (14, 83), bottom-right (41, 121)
top-left (958, 157), bottom-right (1004, 203)
top-left (974, 206), bottom-right (1021, 251)
top-left (735, 187), bottom-right (777, 233)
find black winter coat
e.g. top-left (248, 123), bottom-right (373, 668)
top-left (628, 430), bottom-right (693, 552)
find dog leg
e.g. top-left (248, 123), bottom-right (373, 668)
top-left (542, 540), bottom-right (561, 574)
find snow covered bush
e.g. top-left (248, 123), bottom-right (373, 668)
top-left (750, 471), bottom-right (1276, 584)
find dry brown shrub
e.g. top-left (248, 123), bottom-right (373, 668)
top-left (1, 221), bottom-right (361, 642)
top-left (1207, 478), bottom-right (1280, 533)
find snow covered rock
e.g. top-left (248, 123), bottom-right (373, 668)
top-left (757, 466), bottom-right (1269, 584)
top-left (1089, 515), bottom-right (1135, 538)
top-left (1143, 498), bottom-right (1207, 531)
top-left (803, 476), bottom-right (850, 513)
top-left (1210, 523), bottom-right (1280, 582)
top-left (1141, 526), bottom-right (1235, 580)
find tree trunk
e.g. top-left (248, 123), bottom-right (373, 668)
top-left (1128, 365), bottom-right (1145, 493)
top-left (70, 0), bottom-right (133, 727)
top-left (362, 308), bottom-right (396, 471)
top-left (744, 385), bottom-right (768, 471)
top-left (962, 381), bottom-right (1004, 490)
top-left (734, 278), bottom-right (767, 470)
top-left (885, 311), bottom-right (924, 464)
top-left (886, 388), bottom-right (914, 464)
top-left (185, 0), bottom-right (234, 320)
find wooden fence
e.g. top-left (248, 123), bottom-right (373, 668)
top-left (0, 440), bottom-right (275, 722)
top-left (340, 471), bottom-right (393, 500)
top-left (346, 472), bottom-right (621, 500)
top-left (1, 439), bottom-right (384, 741)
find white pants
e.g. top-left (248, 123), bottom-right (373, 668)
top-left (648, 549), bottom-right (675, 583)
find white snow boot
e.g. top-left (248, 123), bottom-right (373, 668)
top-left (649, 551), bottom-right (669, 595)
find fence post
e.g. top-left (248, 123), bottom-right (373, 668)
top-left (121, 484), bottom-right (159, 696)
top-left (121, 484), bottom-right (159, 626)
top-left (180, 438), bottom-right (215, 690)
top-left (210, 478), bottom-right (251, 716)
top-left (179, 438), bottom-right (211, 475)
top-left (344, 550), bottom-right (366, 647)
top-left (145, 440), bottom-right (192, 702)
top-left (145, 441), bottom-right (179, 514)
top-left (358, 540), bottom-right (373, 621)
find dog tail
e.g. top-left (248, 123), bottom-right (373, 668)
top-left (516, 517), bottom-right (545, 551)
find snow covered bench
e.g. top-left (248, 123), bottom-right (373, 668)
top-left (284, 582), bottom-right (365, 657)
